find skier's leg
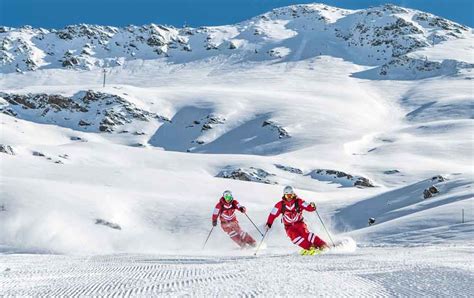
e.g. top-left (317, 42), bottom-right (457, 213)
top-left (232, 222), bottom-right (256, 247)
top-left (241, 230), bottom-right (256, 246)
top-left (285, 225), bottom-right (312, 250)
top-left (243, 233), bottom-right (256, 246)
top-left (222, 222), bottom-right (245, 247)
top-left (310, 233), bottom-right (327, 248)
top-left (300, 222), bottom-right (328, 249)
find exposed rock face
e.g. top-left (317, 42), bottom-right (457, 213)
top-left (182, 114), bottom-right (226, 133)
top-left (422, 175), bottom-right (445, 199)
top-left (262, 120), bottom-right (290, 139)
top-left (375, 57), bottom-right (473, 79)
top-left (336, 5), bottom-right (467, 60)
top-left (201, 115), bottom-right (226, 131)
top-left (423, 186), bottom-right (439, 199)
top-left (0, 4), bottom-right (468, 74)
top-left (0, 90), bottom-right (169, 133)
top-left (354, 178), bottom-right (374, 188)
top-left (216, 167), bottom-right (277, 184)
top-left (368, 217), bottom-right (376, 226)
top-left (431, 175), bottom-right (445, 182)
top-left (383, 170), bottom-right (400, 175)
top-left (95, 219), bottom-right (121, 230)
top-left (275, 164), bottom-right (303, 174)
top-left (0, 144), bottom-right (14, 155)
top-left (0, 23), bottom-right (190, 72)
top-left (78, 120), bottom-right (92, 127)
top-left (70, 136), bottom-right (85, 141)
top-left (308, 169), bottom-right (375, 187)
top-left (61, 51), bottom-right (80, 68)
top-left (32, 151), bottom-right (45, 157)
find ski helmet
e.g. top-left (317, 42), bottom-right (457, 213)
top-left (223, 190), bottom-right (233, 202)
top-left (283, 185), bottom-right (295, 195)
top-left (283, 186), bottom-right (296, 199)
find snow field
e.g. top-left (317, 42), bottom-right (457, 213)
top-left (1, 246), bottom-right (473, 297)
top-left (0, 3), bottom-right (473, 296)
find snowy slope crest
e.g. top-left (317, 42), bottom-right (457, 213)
top-left (336, 174), bottom-right (473, 245)
top-left (0, 4), bottom-right (471, 78)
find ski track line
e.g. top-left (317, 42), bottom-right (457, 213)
top-left (1, 247), bottom-right (473, 297)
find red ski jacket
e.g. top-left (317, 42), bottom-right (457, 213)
top-left (266, 197), bottom-right (315, 226)
top-left (212, 198), bottom-right (244, 223)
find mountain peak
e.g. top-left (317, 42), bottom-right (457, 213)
top-left (0, 3), bottom-right (470, 74)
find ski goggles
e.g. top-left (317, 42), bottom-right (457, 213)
top-left (224, 194), bottom-right (233, 202)
top-left (284, 193), bottom-right (295, 199)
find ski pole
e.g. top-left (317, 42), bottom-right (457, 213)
top-left (315, 210), bottom-right (336, 247)
top-left (202, 226), bottom-right (215, 250)
top-left (254, 229), bottom-right (270, 256)
top-left (244, 213), bottom-right (264, 237)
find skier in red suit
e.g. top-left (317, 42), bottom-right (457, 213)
top-left (212, 190), bottom-right (256, 248)
top-left (265, 186), bottom-right (327, 251)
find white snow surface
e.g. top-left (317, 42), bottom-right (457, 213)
top-left (1, 246), bottom-right (473, 296)
top-left (0, 3), bottom-right (473, 297)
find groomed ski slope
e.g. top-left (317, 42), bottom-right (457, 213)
top-left (0, 3), bottom-right (473, 297)
top-left (1, 246), bottom-right (473, 296)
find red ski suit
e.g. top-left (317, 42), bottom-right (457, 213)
top-left (266, 197), bottom-right (327, 250)
top-left (212, 198), bottom-right (256, 248)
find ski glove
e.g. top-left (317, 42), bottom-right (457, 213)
top-left (310, 202), bottom-right (316, 208)
top-left (265, 223), bottom-right (272, 231)
top-left (239, 206), bottom-right (246, 213)
top-left (212, 220), bottom-right (217, 227)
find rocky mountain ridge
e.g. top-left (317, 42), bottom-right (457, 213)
top-left (0, 90), bottom-right (169, 133)
top-left (1, 4), bottom-right (471, 77)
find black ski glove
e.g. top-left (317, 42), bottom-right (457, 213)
top-left (212, 220), bottom-right (217, 227)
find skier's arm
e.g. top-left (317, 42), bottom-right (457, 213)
top-left (233, 200), bottom-right (246, 213)
top-left (300, 198), bottom-right (316, 212)
top-left (266, 202), bottom-right (282, 227)
top-left (211, 202), bottom-right (222, 223)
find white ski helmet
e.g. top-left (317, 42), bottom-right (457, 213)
top-left (283, 185), bottom-right (295, 195)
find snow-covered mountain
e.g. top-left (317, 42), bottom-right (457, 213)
top-left (0, 4), bottom-right (473, 294)
top-left (1, 4), bottom-right (471, 78)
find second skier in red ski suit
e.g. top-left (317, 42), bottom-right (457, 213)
top-left (212, 190), bottom-right (256, 248)
top-left (265, 186), bottom-right (327, 250)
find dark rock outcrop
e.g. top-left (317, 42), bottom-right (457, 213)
top-left (308, 169), bottom-right (375, 187)
top-left (95, 219), bottom-right (122, 230)
top-left (32, 151), bottom-right (45, 157)
top-left (0, 144), bottom-right (14, 155)
top-left (262, 120), bottom-right (290, 139)
top-left (0, 90), bottom-right (169, 133)
top-left (275, 164), bottom-right (303, 174)
top-left (201, 115), bottom-right (225, 131)
top-left (423, 185), bottom-right (439, 199)
top-left (383, 170), bottom-right (400, 175)
top-left (431, 175), bottom-right (445, 182)
top-left (217, 166), bottom-right (277, 184)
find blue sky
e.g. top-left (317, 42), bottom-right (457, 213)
top-left (1, 0), bottom-right (473, 28)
